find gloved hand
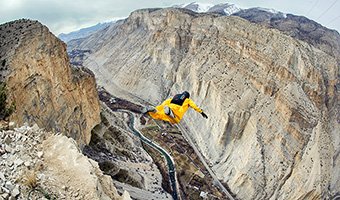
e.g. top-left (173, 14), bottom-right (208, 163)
top-left (201, 112), bottom-right (208, 119)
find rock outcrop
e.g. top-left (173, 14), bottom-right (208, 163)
top-left (0, 19), bottom-right (101, 146)
top-left (233, 8), bottom-right (340, 64)
top-left (69, 8), bottom-right (339, 199)
top-left (83, 103), bottom-right (172, 200)
top-left (0, 123), bottom-right (129, 200)
top-left (0, 19), bottom-right (173, 200)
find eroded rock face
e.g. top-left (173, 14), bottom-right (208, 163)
top-left (43, 134), bottom-right (127, 200)
top-left (0, 19), bottom-right (101, 146)
top-left (234, 9), bottom-right (340, 64)
top-left (0, 124), bottom-right (128, 200)
top-left (83, 106), bottom-right (172, 200)
top-left (69, 8), bottom-right (339, 199)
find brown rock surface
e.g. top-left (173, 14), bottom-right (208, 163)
top-left (0, 19), bottom-right (100, 146)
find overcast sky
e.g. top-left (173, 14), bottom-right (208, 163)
top-left (1, 0), bottom-right (339, 35)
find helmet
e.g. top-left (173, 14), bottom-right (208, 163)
top-left (182, 91), bottom-right (190, 98)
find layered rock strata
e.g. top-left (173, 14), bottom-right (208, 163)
top-left (69, 8), bottom-right (339, 199)
top-left (0, 19), bottom-right (100, 146)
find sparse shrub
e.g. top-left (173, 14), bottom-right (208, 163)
top-left (21, 170), bottom-right (38, 189)
top-left (0, 82), bottom-right (15, 120)
top-left (22, 169), bottom-right (57, 200)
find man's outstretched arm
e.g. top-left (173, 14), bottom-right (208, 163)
top-left (188, 99), bottom-right (208, 119)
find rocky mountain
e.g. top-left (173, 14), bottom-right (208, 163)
top-left (207, 3), bottom-right (241, 15)
top-left (174, 2), bottom-right (241, 15)
top-left (66, 19), bottom-right (125, 53)
top-left (233, 8), bottom-right (340, 65)
top-left (174, 2), bottom-right (213, 13)
top-left (0, 19), bottom-right (173, 200)
top-left (176, 3), bottom-right (340, 65)
top-left (58, 22), bottom-right (113, 42)
top-left (0, 19), bottom-right (101, 146)
top-left (68, 8), bottom-right (339, 199)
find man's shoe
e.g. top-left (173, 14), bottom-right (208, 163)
top-left (142, 106), bottom-right (156, 114)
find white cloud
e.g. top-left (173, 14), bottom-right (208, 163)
top-left (0, 0), bottom-right (339, 35)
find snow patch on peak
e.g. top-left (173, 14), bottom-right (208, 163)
top-left (176, 2), bottom-right (213, 13)
top-left (224, 6), bottom-right (241, 15)
top-left (193, 2), bottom-right (214, 12)
top-left (256, 7), bottom-right (287, 18)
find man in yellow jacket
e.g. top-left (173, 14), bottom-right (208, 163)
top-left (143, 91), bottom-right (208, 124)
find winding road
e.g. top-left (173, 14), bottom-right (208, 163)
top-left (99, 90), bottom-right (234, 200)
top-left (124, 111), bottom-right (179, 200)
top-left (99, 90), bottom-right (179, 200)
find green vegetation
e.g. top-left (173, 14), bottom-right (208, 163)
top-left (0, 82), bottom-right (15, 120)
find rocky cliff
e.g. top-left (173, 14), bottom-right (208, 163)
top-left (0, 123), bottom-right (128, 199)
top-left (233, 8), bottom-right (340, 64)
top-left (0, 19), bottom-right (174, 200)
top-left (69, 8), bottom-right (340, 199)
top-left (83, 101), bottom-right (172, 200)
top-left (0, 19), bottom-right (101, 146)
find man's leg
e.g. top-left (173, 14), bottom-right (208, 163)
top-left (164, 106), bottom-right (175, 118)
top-left (142, 105), bottom-right (156, 114)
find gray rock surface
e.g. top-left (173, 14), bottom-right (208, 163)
top-left (83, 104), bottom-right (172, 200)
top-left (233, 8), bottom-right (340, 64)
top-left (0, 123), bottom-right (130, 200)
top-left (68, 8), bottom-right (339, 199)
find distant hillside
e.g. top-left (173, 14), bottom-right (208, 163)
top-left (58, 22), bottom-right (113, 42)
top-left (173, 2), bottom-right (241, 15)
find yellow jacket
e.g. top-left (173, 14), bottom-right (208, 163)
top-left (148, 98), bottom-right (202, 124)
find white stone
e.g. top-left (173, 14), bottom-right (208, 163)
top-left (8, 122), bottom-right (15, 130)
top-left (0, 172), bottom-right (5, 181)
top-left (4, 181), bottom-right (13, 191)
top-left (4, 146), bottom-right (12, 154)
top-left (14, 134), bottom-right (22, 142)
top-left (21, 136), bottom-right (27, 142)
top-left (3, 136), bottom-right (11, 145)
top-left (31, 124), bottom-right (40, 132)
top-left (73, 192), bottom-right (79, 197)
top-left (10, 185), bottom-right (19, 197)
top-left (6, 161), bottom-right (13, 168)
top-left (37, 151), bottom-right (43, 158)
top-left (200, 191), bottom-right (208, 198)
top-left (13, 159), bottom-right (23, 167)
top-left (1, 186), bottom-right (9, 194)
top-left (23, 161), bottom-right (31, 167)
top-left (1, 193), bottom-right (9, 199)
top-left (37, 173), bottom-right (45, 180)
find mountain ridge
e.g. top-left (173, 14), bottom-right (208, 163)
top-left (58, 22), bottom-right (113, 42)
top-left (68, 7), bottom-right (339, 199)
